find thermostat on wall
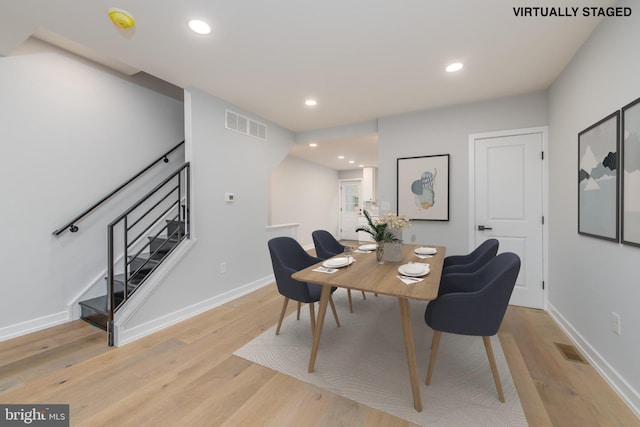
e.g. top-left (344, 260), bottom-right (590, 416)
top-left (224, 192), bottom-right (235, 202)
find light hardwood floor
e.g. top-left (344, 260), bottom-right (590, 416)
top-left (1, 284), bottom-right (638, 426)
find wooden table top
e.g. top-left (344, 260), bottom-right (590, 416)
top-left (293, 244), bottom-right (446, 301)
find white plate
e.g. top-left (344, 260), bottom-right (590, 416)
top-left (414, 247), bottom-right (437, 255)
top-left (398, 263), bottom-right (430, 277)
top-left (359, 244), bottom-right (377, 251)
top-left (323, 257), bottom-right (355, 268)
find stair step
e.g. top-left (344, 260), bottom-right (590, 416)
top-left (148, 236), bottom-right (180, 258)
top-left (114, 273), bottom-right (146, 287)
top-left (128, 255), bottom-right (160, 275)
top-left (79, 294), bottom-right (123, 330)
top-left (166, 219), bottom-right (186, 238)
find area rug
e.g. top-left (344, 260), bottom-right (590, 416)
top-left (234, 291), bottom-right (527, 426)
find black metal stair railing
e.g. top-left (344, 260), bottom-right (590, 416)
top-left (106, 162), bottom-right (190, 346)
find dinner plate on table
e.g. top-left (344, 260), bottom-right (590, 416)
top-left (358, 244), bottom-right (377, 251)
top-left (414, 247), bottom-right (437, 255)
top-left (397, 263), bottom-right (430, 277)
top-left (322, 257), bottom-right (355, 268)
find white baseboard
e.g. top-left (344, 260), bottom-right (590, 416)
top-left (546, 302), bottom-right (640, 419)
top-left (0, 310), bottom-right (70, 342)
top-left (115, 274), bottom-right (275, 346)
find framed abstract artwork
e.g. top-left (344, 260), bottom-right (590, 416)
top-left (622, 97), bottom-right (640, 247)
top-left (397, 154), bottom-right (449, 221)
top-left (578, 111), bottom-right (620, 242)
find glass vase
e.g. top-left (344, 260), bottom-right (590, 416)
top-left (376, 241), bottom-right (385, 264)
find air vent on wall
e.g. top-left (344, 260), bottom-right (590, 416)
top-left (225, 109), bottom-right (267, 141)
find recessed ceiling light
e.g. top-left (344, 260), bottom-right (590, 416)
top-left (348, 160), bottom-right (355, 164)
top-left (309, 143), bottom-right (317, 147)
top-left (445, 62), bottom-right (464, 73)
top-left (188, 19), bottom-right (211, 35)
top-left (358, 164), bottom-right (364, 168)
top-left (338, 155), bottom-right (345, 159)
top-left (305, 99), bottom-right (317, 107)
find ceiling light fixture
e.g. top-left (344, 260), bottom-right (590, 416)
top-left (445, 62), bottom-right (464, 73)
top-left (108, 8), bottom-right (135, 29)
top-left (188, 19), bottom-right (211, 35)
top-left (348, 160), bottom-right (355, 164)
top-left (338, 155), bottom-right (345, 159)
top-left (309, 143), bottom-right (317, 147)
top-left (305, 99), bottom-right (317, 107)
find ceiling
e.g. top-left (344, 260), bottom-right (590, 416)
top-left (290, 133), bottom-right (378, 171)
top-left (1, 1), bottom-right (613, 170)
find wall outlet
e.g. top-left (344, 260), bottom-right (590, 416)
top-left (612, 312), bottom-right (621, 335)
top-left (220, 262), bottom-right (226, 274)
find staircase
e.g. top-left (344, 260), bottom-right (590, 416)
top-left (52, 142), bottom-right (189, 346)
top-left (73, 159), bottom-right (191, 345)
top-left (78, 219), bottom-right (186, 332)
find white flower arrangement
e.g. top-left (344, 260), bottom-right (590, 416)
top-left (374, 212), bottom-right (411, 231)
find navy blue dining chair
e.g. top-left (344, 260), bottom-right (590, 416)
top-left (442, 238), bottom-right (499, 274)
top-left (312, 230), bottom-right (367, 313)
top-left (268, 237), bottom-right (340, 336)
top-left (424, 252), bottom-right (521, 402)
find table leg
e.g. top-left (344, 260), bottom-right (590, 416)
top-left (398, 297), bottom-right (423, 412)
top-left (308, 285), bottom-right (331, 373)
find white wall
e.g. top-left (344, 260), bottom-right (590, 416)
top-left (377, 91), bottom-right (548, 255)
top-left (270, 155), bottom-right (339, 247)
top-left (120, 87), bottom-right (295, 330)
top-left (548, 0), bottom-right (640, 410)
top-left (0, 41), bottom-right (184, 338)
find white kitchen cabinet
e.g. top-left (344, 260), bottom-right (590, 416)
top-left (362, 167), bottom-right (377, 202)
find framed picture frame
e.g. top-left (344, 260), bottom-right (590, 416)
top-left (578, 111), bottom-right (620, 242)
top-left (622, 97), bottom-right (640, 247)
top-left (397, 154), bottom-right (449, 221)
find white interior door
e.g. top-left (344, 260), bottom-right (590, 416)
top-left (339, 180), bottom-right (361, 240)
top-left (471, 129), bottom-right (546, 309)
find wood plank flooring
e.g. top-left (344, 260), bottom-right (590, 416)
top-left (1, 284), bottom-right (638, 426)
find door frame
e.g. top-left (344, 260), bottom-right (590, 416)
top-left (468, 126), bottom-right (549, 308)
top-left (338, 178), bottom-right (362, 240)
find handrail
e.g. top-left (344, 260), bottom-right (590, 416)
top-left (52, 140), bottom-right (185, 236)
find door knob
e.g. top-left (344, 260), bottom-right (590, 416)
top-left (477, 225), bottom-right (493, 231)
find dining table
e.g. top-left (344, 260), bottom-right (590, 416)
top-left (292, 243), bottom-right (446, 412)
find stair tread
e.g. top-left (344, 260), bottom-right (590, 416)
top-left (149, 236), bottom-right (181, 243)
top-left (128, 255), bottom-right (160, 263)
top-left (113, 273), bottom-right (145, 286)
top-left (128, 256), bottom-right (160, 275)
top-left (79, 295), bottom-right (108, 311)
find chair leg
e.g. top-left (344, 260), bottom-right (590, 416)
top-left (347, 289), bottom-right (353, 313)
top-left (308, 303), bottom-right (316, 335)
top-left (425, 330), bottom-right (442, 385)
top-left (483, 336), bottom-right (505, 402)
top-left (361, 291), bottom-right (366, 300)
top-left (296, 301), bottom-right (301, 320)
top-left (276, 297), bottom-right (289, 335)
top-left (329, 295), bottom-right (341, 327)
